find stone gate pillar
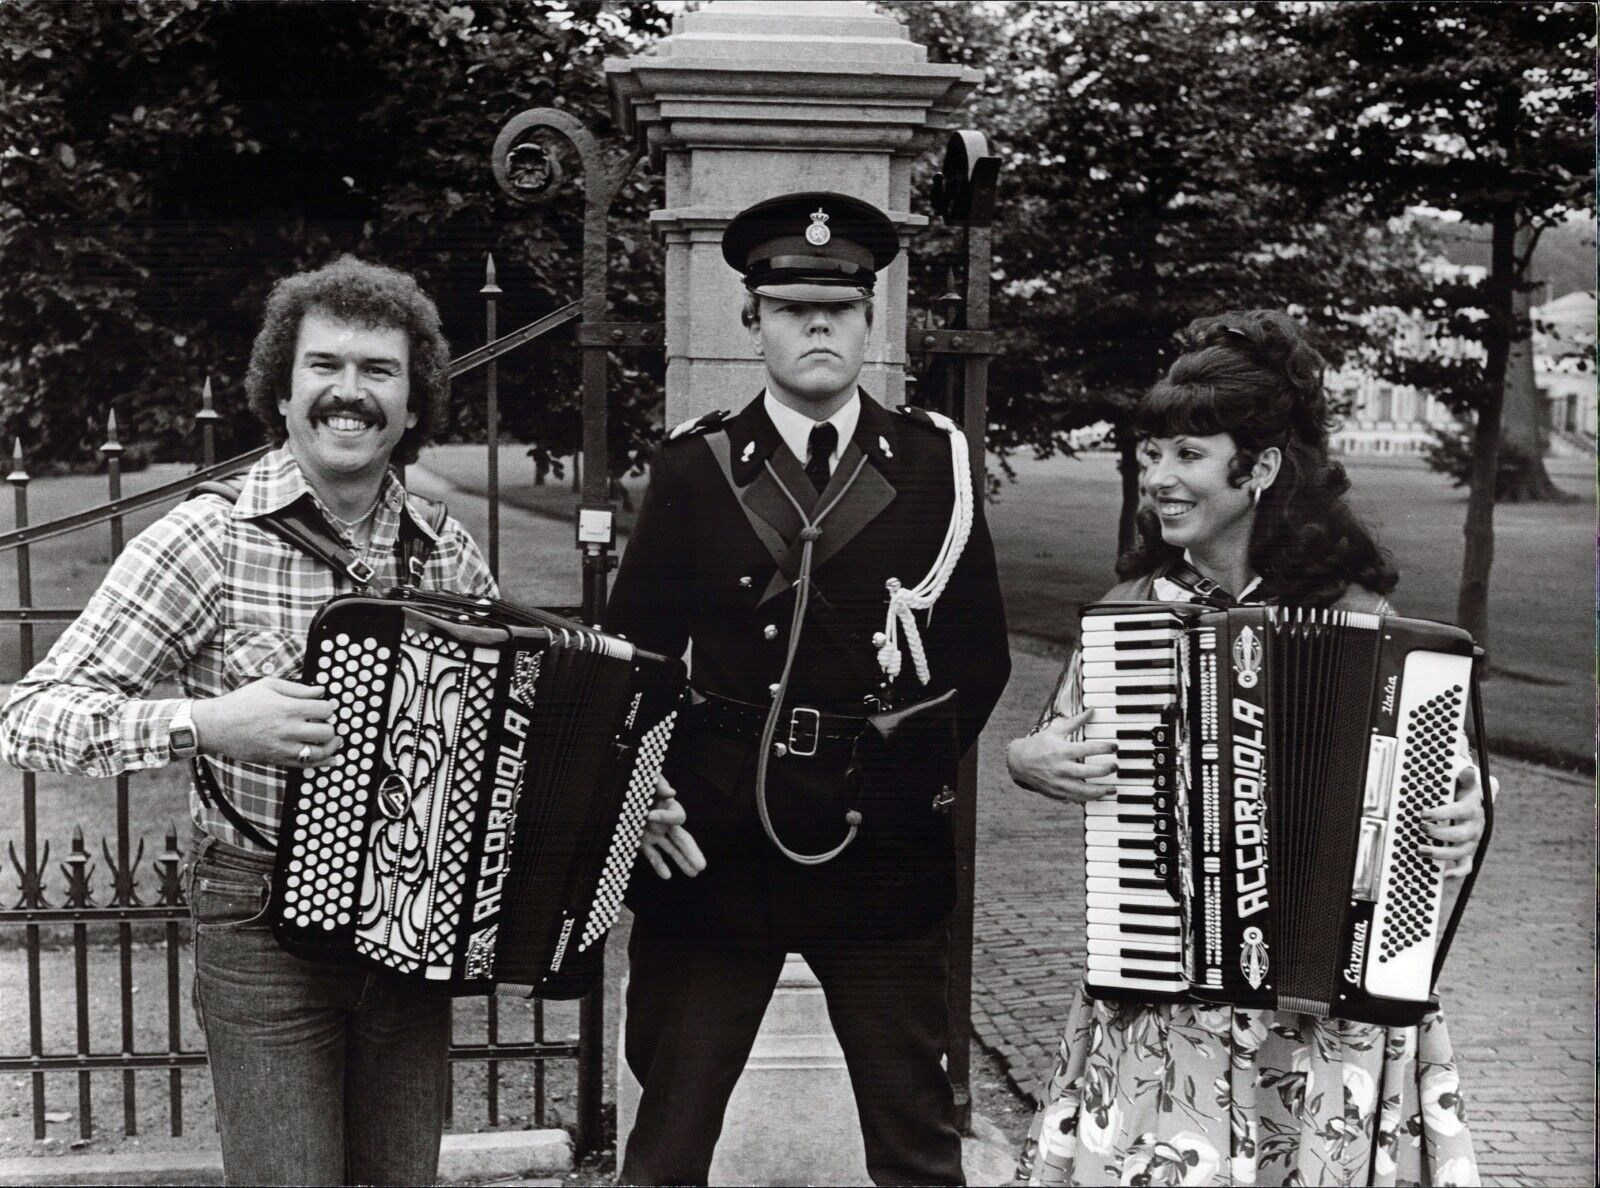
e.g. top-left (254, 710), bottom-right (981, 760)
top-left (605, 5), bottom-right (982, 1185)
top-left (607, 0), bottom-right (981, 424)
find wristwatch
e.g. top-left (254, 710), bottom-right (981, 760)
top-left (169, 700), bottom-right (201, 760)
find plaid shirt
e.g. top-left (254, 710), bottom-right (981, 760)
top-left (0, 447), bottom-right (497, 850)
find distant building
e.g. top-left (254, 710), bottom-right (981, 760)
top-left (1533, 289), bottom-right (1595, 448)
top-left (1329, 284), bottom-right (1596, 457)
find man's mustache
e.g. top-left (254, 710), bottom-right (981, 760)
top-left (310, 396), bottom-right (387, 429)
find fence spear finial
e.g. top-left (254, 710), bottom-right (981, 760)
top-left (101, 408), bottom-right (123, 455)
top-left (481, 252), bottom-right (502, 296)
top-left (196, 376), bottom-right (221, 423)
top-left (7, 437), bottom-right (28, 484)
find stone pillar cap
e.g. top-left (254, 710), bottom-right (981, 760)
top-left (652, 0), bottom-right (925, 64)
top-left (605, 0), bottom-right (982, 155)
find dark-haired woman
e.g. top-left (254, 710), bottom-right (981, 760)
top-left (1010, 311), bottom-right (1490, 1187)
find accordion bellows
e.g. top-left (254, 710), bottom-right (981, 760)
top-left (1075, 601), bottom-right (1490, 1027)
top-left (270, 590), bottom-right (686, 997)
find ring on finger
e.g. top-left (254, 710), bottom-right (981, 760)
top-left (296, 742), bottom-right (312, 763)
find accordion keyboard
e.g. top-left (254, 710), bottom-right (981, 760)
top-left (1079, 607), bottom-right (1186, 996)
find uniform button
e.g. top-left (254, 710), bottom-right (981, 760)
top-left (772, 742), bottom-right (788, 757)
top-left (871, 632), bottom-right (887, 648)
top-left (768, 683), bottom-right (780, 698)
top-left (763, 625), bottom-right (778, 641)
top-left (739, 576), bottom-right (753, 588)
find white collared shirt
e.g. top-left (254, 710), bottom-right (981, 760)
top-left (763, 388), bottom-right (860, 478)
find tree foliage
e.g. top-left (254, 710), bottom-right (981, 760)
top-left (1283, 0), bottom-right (1593, 648)
top-left (0, 0), bottom-right (669, 473)
top-left (893, 1), bottom-right (1424, 550)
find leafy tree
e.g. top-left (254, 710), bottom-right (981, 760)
top-left (1286, 1), bottom-right (1593, 652)
top-left (894, 1), bottom-right (1422, 554)
top-left (0, 0), bottom-right (669, 478)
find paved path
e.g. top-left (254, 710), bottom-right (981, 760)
top-left (417, 454), bottom-right (1595, 1187)
top-left (970, 644), bottom-right (1595, 1188)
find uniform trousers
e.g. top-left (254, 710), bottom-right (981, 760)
top-left (620, 916), bottom-right (965, 1187)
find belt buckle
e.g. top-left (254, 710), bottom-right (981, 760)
top-left (787, 707), bottom-right (820, 758)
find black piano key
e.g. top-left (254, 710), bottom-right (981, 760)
top-left (1120, 902), bottom-right (1178, 917)
top-left (1118, 922), bottom-right (1182, 936)
top-left (1120, 946), bottom-right (1180, 962)
top-left (1119, 877), bottom-right (1168, 891)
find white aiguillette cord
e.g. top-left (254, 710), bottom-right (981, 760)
top-left (875, 411), bottom-right (973, 686)
top-left (755, 453), bottom-right (870, 866)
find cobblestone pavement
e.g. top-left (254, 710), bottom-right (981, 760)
top-left (970, 644), bottom-right (1595, 1188)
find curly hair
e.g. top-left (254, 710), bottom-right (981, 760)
top-left (244, 256), bottom-right (450, 467)
top-left (1116, 309), bottom-right (1398, 607)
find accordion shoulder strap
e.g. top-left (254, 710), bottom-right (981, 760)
top-left (191, 757), bottom-right (277, 853)
top-left (190, 479), bottom-right (442, 590)
top-left (182, 481), bottom-right (449, 855)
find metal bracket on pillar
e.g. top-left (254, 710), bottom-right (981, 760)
top-left (574, 322), bottom-right (666, 348)
top-left (490, 106), bottom-right (647, 1158)
top-left (915, 329), bottom-right (998, 356)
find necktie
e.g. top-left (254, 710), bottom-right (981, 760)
top-left (805, 422), bottom-right (838, 494)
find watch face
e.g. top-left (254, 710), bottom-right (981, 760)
top-left (171, 727), bottom-right (197, 755)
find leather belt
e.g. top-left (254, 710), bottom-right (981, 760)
top-left (693, 691), bottom-right (865, 758)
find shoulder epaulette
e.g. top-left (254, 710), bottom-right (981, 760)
top-left (666, 409), bottom-right (732, 442)
top-left (895, 405), bottom-right (959, 434)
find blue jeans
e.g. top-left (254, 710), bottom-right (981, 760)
top-left (187, 828), bottom-right (452, 1186)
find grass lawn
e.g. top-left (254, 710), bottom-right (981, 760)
top-left (422, 442), bottom-right (1595, 769)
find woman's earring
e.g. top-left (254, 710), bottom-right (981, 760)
top-left (1251, 485), bottom-right (1263, 507)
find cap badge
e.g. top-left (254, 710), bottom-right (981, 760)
top-left (741, 441), bottom-right (756, 463)
top-left (805, 207), bottom-right (831, 247)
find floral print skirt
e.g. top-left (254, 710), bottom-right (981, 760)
top-left (1020, 983), bottom-right (1478, 1186)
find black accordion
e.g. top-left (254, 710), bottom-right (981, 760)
top-left (269, 589), bottom-right (686, 998)
top-left (1074, 601), bottom-right (1491, 1026)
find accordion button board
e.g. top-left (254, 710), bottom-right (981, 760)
top-left (1077, 601), bottom-right (1487, 1027)
top-left (270, 592), bottom-right (686, 998)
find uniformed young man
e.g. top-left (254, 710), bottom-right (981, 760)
top-left (605, 192), bottom-right (1011, 1186)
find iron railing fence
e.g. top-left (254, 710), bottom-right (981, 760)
top-left (1, 116), bottom-right (1001, 1152)
top-left (0, 279), bottom-right (590, 1147)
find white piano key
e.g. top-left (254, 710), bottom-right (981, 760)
top-left (1086, 861), bottom-right (1165, 880)
top-left (1081, 673), bottom-right (1177, 692)
top-left (1084, 799), bottom-right (1157, 816)
top-left (1086, 970), bottom-right (1188, 992)
top-left (1081, 826), bottom-right (1171, 845)
top-left (1088, 890), bottom-right (1177, 909)
top-left (1080, 613), bottom-right (1180, 630)
top-left (1086, 900), bottom-right (1180, 921)
top-left (1081, 870), bottom-right (1171, 890)
top-left (1075, 646), bottom-right (1177, 666)
top-left (1085, 843), bottom-right (1163, 863)
top-left (1082, 715), bottom-right (1166, 731)
top-left (1086, 921), bottom-right (1182, 942)
top-left (1085, 953), bottom-right (1184, 975)
top-left (1082, 692), bottom-right (1172, 710)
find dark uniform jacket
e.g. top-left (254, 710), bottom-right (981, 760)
top-left (605, 393), bottom-right (1011, 950)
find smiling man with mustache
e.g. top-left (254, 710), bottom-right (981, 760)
top-left (605, 193), bottom-right (1010, 1185)
top-left (4, 257), bottom-right (574, 1184)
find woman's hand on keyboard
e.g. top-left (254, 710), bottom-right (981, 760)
top-left (1005, 711), bottom-right (1117, 804)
